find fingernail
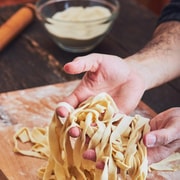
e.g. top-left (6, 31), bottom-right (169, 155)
top-left (83, 149), bottom-right (96, 161)
top-left (96, 161), bottom-right (105, 169)
top-left (57, 102), bottom-right (74, 112)
top-left (68, 127), bottom-right (81, 138)
top-left (146, 134), bottom-right (156, 147)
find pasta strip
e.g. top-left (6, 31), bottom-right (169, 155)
top-left (44, 93), bottom-right (150, 179)
top-left (13, 92), bottom-right (180, 179)
top-left (14, 127), bottom-right (49, 159)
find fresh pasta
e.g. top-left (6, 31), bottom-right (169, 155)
top-left (13, 92), bottom-right (180, 180)
top-left (45, 93), bottom-right (150, 180)
top-left (14, 127), bottom-right (49, 159)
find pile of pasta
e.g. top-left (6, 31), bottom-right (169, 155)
top-left (13, 93), bottom-right (180, 180)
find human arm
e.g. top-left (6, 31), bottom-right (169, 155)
top-left (56, 20), bottom-right (180, 138)
top-left (57, 19), bottom-right (180, 117)
top-left (57, 54), bottom-right (145, 116)
top-left (126, 20), bottom-right (180, 90)
top-left (56, 1), bottom-right (180, 165)
top-left (80, 21), bottom-right (180, 165)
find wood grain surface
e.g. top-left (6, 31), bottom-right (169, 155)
top-left (0, 1), bottom-right (179, 179)
top-left (0, 80), bottom-right (155, 180)
top-left (0, 81), bottom-right (179, 180)
top-left (0, 81), bottom-right (79, 180)
top-left (0, 1), bottom-right (179, 114)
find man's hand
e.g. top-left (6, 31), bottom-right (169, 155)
top-left (57, 53), bottom-right (145, 118)
top-left (144, 107), bottom-right (180, 164)
top-left (68, 108), bottom-right (180, 168)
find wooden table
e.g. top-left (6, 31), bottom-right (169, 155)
top-left (0, 1), bottom-right (179, 179)
top-left (0, 0), bottom-right (179, 113)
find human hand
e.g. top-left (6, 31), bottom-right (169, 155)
top-left (57, 53), bottom-right (145, 118)
top-left (143, 107), bottom-right (180, 164)
top-left (82, 108), bottom-right (180, 170)
top-left (57, 53), bottom-right (146, 137)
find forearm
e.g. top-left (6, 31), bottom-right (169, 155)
top-left (126, 21), bottom-right (180, 90)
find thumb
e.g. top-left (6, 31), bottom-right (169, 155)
top-left (144, 128), bottom-right (176, 148)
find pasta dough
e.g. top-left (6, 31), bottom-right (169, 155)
top-left (13, 92), bottom-right (180, 180)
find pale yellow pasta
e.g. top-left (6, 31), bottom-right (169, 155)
top-left (13, 92), bottom-right (180, 180)
top-left (149, 152), bottom-right (180, 171)
top-left (42, 92), bottom-right (150, 180)
top-left (14, 127), bottom-right (49, 159)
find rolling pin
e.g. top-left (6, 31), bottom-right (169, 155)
top-left (0, 3), bottom-right (35, 51)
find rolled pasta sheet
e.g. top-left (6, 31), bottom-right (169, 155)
top-left (45, 92), bottom-right (150, 180)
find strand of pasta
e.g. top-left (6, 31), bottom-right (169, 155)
top-left (45, 93), bottom-right (150, 179)
top-left (13, 92), bottom-right (180, 180)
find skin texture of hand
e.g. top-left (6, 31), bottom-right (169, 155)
top-left (144, 107), bottom-right (180, 164)
top-left (56, 53), bottom-right (146, 137)
top-left (55, 21), bottom-right (180, 168)
top-left (82, 107), bottom-right (180, 168)
top-left (57, 53), bottom-right (145, 118)
top-left (57, 21), bottom-right (180, 138)
top-left (126, 21), bottom-right (180, 90)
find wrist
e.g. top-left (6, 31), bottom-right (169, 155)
top-left (125, 54), bottom-right (155, 91)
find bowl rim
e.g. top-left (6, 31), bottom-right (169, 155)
top-left (36, 0), bottom-right (120, 24)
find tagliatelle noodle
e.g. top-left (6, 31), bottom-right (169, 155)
top-left (13, 92), bottom-right (180, 180)
top-left (14, 127), bottom-right (49, 159)
top-left (43, 92), bottom-right (151, 180)
top-left (149, 152), bottom-right (180, 171)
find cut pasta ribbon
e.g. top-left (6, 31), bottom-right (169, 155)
top-left (13, 92), bottom-right (180, 180)
top-left (14, 127), bottom-right (49, 159)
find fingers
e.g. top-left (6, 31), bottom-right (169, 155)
top-left (143, 133), bottom-right (156, 148)
top-left (83, 149), bottom-right (96, 161)
top-left (83, 149), bottom-right (105, 170)
top-left (147, 146), bottom-right (169, 165)
top-left (149, 107), bottom-right (180, 130)
top-left (56, 102), bottom-right (81, 137)
top-left (147, 139), bottom-right (180, 164)
top-left (57, 56), bottom-right (106, 114)
top-left (144, 108), bottom-right (180, 164)
top-left (56, 90), bottom-right (90, 117)
top-left (96, 161), bottom-right (105, 169)
top-left (56, 101), bottom-right (75, 117)
top-left (144, 128), bottom-right (179, 164)
top-left (56, 88), bottom-right (95, 118)
top-left (56, 106), bottom-right (69, 117)
top-left (144, 107), bottom-right (180, 147)
top-left (64, 53), bottom-right (102, 74)
top-left (144, 127), bottom-right (179, 148)
top-left (68, 127), bottom-right (81, 138)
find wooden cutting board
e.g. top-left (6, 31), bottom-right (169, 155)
top-left (0, 80), bottom-right (81, 180)
top-left (0, 80), bottom-right (178, 180)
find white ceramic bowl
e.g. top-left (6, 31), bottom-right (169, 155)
top-left (36, 0), bottom-right (119, 53)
